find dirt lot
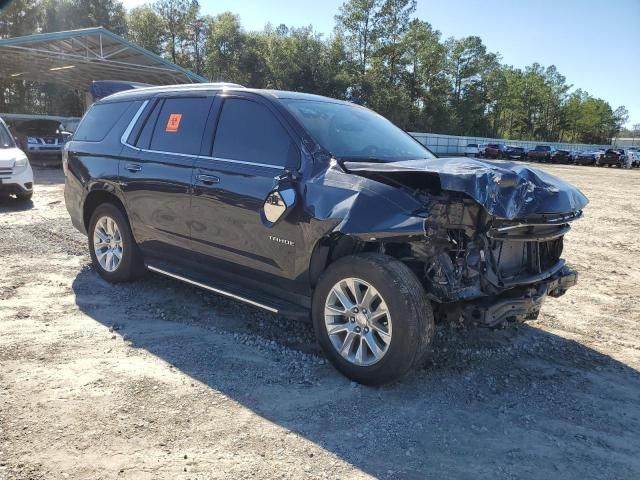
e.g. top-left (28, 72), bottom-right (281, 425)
top-left (1, 164), bottom-right (639, 480)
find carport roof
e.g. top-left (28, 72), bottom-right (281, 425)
top-left (0, 27), bottom-right (207, 90)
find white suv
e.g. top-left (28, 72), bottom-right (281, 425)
top-left (0, 117), bottom-right (34, 202)
top-left (464, 143), bottom-right (485, 157)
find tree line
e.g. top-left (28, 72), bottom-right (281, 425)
top-left (0, 0), bottom-right (629, 144)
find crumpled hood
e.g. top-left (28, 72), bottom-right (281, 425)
top-left (343, 157), bottom-right (589, 220)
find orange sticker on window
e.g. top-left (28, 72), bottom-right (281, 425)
top-left (165, 113), bottom-right (182, 132)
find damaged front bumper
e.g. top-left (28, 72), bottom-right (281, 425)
top-left (336, 158), bottom-right (587, 327)
top-left (457, 265), bottom-right (577, 327)
top-left (422, 204), bottom-right (582, 327)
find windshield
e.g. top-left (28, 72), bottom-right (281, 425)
top-left (0, 121), bottom-right (15, 148)
top-left (534, 145), bottom-right (551, 151)
top-left (282, 99), bottom-right (435, 162)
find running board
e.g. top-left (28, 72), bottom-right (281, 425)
top-left (146, 264), bottom-right (309, 319)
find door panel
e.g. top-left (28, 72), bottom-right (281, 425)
top-left (189, 95), bottom-right (304, 290)
top-left (120, 96), bottom-right (213, 261)
top-left (120, 150), bottom-right (195, 260)
top-left (190, 160), bottom-right (299, 278)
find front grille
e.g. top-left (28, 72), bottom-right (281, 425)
top-left (485, 213), bottom-right (580, 286)
top-left (489, 237), bottom-right (564, 286)
top-left (539, 237), bottom-right (563, 270)
top-left (0, 167), bottom-right (12, 178)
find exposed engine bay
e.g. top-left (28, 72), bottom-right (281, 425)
top-left (338, 158), bottom-right (587, 327)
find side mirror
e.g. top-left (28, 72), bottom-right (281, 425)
top-left (261, 188), bottom-right (297, 227)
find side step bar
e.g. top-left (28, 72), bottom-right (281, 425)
top-left (146, 265), bottom-right (309, 320)
top-left (147, 265), bottom-right (278, 313)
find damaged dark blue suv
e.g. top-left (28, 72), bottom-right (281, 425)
top-left (64, 84), bottom-right (588, 385)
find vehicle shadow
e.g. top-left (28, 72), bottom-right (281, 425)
top-left (71, 267), bottom-right (640, 479)
top-left (0, 196), bottom-right (34, 212)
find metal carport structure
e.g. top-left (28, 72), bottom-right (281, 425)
top-left (0, 27), bottom-right (207, 89)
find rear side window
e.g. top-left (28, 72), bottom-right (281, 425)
top-left (213, 98), bottom-right (297, 168)
top-left (149, 97), bottom-right (212, 155)
top-left (74, 101), bottom-right (131, 142)
top-left (134, 100), bottom-right (162, 149)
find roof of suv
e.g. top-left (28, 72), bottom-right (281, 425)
top-left (101, 82), bottom-right (355, 106)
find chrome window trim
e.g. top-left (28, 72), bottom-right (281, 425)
top-left (204, 156), bottom-right (282, 169)
top-left (147, 265), bottom-right (279, 313)
top-left (137, 147), bottom-right (200, 159)
top-left (120, 99), bottom-right (149, 149)
top-left (120, 99), bottom-right (282, 169)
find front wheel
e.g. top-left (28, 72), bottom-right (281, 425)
top-left (88, 203), bottom-right (145, 282)
top-left (312, 253), bottom-right (434, 385)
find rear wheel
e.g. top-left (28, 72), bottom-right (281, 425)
top-left (312, 253), bottom-right (434, 385)
top-left (88, 203), bottom-right (145, 282)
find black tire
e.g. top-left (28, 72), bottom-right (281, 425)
top-left (88, 203), bottom-right (145, 282)
top-left (15, 191), bottom-right (33, 202)
top-left (312, 253), bottom-right (434, 385)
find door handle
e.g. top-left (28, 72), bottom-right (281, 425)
top-left (126, 163), bottom-right (142, 173)
top-left (196, 174), bottom-right (220, 185)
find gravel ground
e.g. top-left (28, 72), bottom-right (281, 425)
top-left (0, 164), bottom-right (639, 480)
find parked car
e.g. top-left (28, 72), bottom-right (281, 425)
top-left (64, 84), bottom-right (587, 385)
top-left (13, 119), bottom-right (67, 162)
top-left (484, 143), bottom-right (507, 159)
top-left (504, 145), bottom-right (526, 160)
top-left (575, 149), bottom-right (605, 166)
top-left (599, 148), bottom-right (631, 168)
top-left (627, 149), bottom-right (640, 168)
top-left (0, 117), bottom-right (34, 201)
top-left (464, 143), bottom-right (484, 157)
top-left (550, 149), bottom-right (577, 164)
top-left (527, 145), bottom-right (554, 162)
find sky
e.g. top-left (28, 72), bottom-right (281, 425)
top-left (122, 0), bottom-right (640, 127)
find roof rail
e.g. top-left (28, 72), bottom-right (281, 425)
top-left (205, 82), bottom-right (245, 88)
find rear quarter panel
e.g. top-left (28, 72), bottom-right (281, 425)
top-left (65, 101), bottom-right (143, 234)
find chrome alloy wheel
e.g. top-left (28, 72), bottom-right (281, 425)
top-left (93, 215), bottom-right (124, 273)
top-left (324, 277), bottom-right (392, 366)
